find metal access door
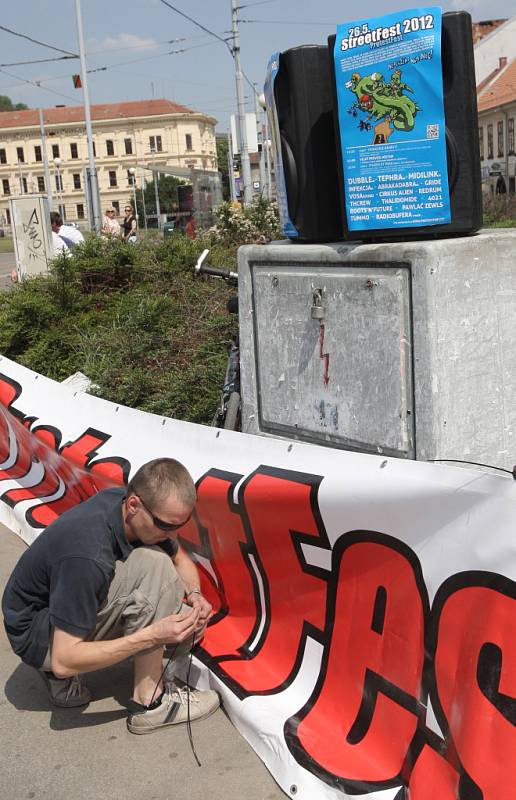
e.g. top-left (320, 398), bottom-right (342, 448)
top-left (251, 262), bottom-right (414, 457)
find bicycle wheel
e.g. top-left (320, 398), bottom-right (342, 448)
top-left (223, 391), bottom-right (240, 431)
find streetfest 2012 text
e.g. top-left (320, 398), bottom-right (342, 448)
top-left (0, 372), bottom-right (512, 800)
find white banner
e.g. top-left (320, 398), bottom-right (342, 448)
top-left (0, 354), bottom-right (515, 800)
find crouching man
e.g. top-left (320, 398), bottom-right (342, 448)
top-left (2, 457), bottom-right (219, 734)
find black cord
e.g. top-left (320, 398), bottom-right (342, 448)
top-left (185, 632), bottom-right (202, 767)
top-left (427, 458), bottom-right (515, 479)
top-left (147, 634), bottom-right (201, 766)
top-left (148, 642), bottom-right (178, 708)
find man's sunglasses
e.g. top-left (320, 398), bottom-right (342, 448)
top-left (138, 495), bottom-right (191, 532)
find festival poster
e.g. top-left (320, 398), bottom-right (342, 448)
top-left (333, 7), bottom-right (451, 231)
top-left (263, 53), bottom-right (299, 239)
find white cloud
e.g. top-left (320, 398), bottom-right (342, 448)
top-left (87, 33), bottom-right (160, 55)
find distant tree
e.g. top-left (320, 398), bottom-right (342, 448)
top-left (216, 136), bottom-right (230, 200)
top-left (0, 95), bottom-right (29, 112)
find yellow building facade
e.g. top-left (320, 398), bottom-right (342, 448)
top-left (0, 99), bottom-right (218, 227)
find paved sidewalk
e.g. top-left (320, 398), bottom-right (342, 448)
top-left (0, 251), bottom-right (16, 291)
top-left (0, 524), bottom-right (285, 800)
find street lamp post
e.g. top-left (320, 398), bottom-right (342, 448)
top-left (53, 157), bottom-right (65, 220)
top-left (128, 167), bottom-right (139, 227)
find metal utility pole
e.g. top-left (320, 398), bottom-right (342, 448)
top-left (140, 174), bottom-right (148, 229)
top-left (75, 0), bottom-right (101, 233)
top-left (38, 109), bottom-right (53, 207)
top-left (254, 83), bottom-right (266, 196)
top-left (151, 150), bottom-right (161, 228)
top-left (264, 113), bottom-right (272, 200)
top-left (227, 131), bottom-right (236, 202)
top-left (231, 0), bottom-right (252, 206)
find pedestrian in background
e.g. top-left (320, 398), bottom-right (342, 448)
top-left (50, 212), bottom-right (84, 250)
top-left (101, 206), bottom-right (121, 238)
top-left (122, 204), bottom-right (137, 243)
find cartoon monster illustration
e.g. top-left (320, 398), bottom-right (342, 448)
top-left (389, 69), bottom-right (414, 98)
top-left (347, 69), bottom-right (420, 133)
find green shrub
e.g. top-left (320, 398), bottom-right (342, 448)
top-left (0, 233), bottom-right (236, 424)
top-left (206, 198), bottom-right (281, 246)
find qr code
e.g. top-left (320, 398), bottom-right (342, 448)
top-left (427, 124), bottom-right (439, 139)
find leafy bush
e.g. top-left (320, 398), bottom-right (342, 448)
top-left (206, 198), bottom-right (281, 246)
top-left (0, 234), bottom-right (235, 423)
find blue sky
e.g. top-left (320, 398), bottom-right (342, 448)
top-left (0, 0), bottom-right (513, 133)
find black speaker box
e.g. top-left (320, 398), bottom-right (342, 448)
top-left (269, 45), bottom-right (342, 242)
top-left (328, 10), bottom-right (483, 240)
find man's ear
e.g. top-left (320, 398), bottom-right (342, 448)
top-left (125, 494), bottom-right (139, 516)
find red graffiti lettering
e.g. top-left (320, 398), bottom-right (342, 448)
top-left (0, 410), bottom-right (11, 463)
top-left (408, 745), bottom-right (460, 800)
top-left (288, 537), bottom-right (426, 789)
top-left (183, 472), bottom-right (260, 657)
top-left (212, 469), bottom-right (329, 694)
top-left (433, 582), bottom-right (516, 800)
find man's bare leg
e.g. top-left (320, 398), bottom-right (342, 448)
top-left (132, 645), bottom-right (165, 706)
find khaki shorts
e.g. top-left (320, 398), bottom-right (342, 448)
top-left (42, 546), bottom-right (185, 670)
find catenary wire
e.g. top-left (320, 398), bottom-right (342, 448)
top-left (0, 55), bottom-right (78, 68)
top-left (0, 23), bottom-right (77, 57)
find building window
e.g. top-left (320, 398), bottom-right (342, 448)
top-left (73, 173), bottom-right (81, 189)
top-left (185, 134), bottom-right (193, 151)
top-left (509, 118), bottom-right (515, 155)
top-left (487, 124), bottom-right (493, 159)
top-left (106, 139), bottom-right (114, 156)
top-left (77, 203), bottom-right (85, 220)
top-left (149, 135), bottom-right (162, 152)
top-left (124, 138), bottom-right (133, 155)
top-left (0, 148), bottom-right (6, 164)
top-left (2, 179), bottom-right (10, 195)
top-left (52, 144), bottom-right (60, 159)
top-left (112, 200), bottom-right (120, 214)
top-left (70, 142), bottom-right (78, 159)
top-left (92, 141), bottom-right (96, 157)
top-left (109, 170), bottom-right (117, 187)
top-left (497, 120), bottom-right (504, 157)
top-left (22, 177), bottom-right (27, 194)
top-left (55, 174), bottom-right (63, 191)
top-left (34, 145), bottom-right (42, 162)
top-left (478, 127), bottom-right (484, 161)
top-left (17, 147), bottom-right (24, 163)
top-left (5, 208), bottom-right (11, 225)
top-left (37, 176), bottom-right (45, 192)
top-left (127, 169), bottom-right (135, 186)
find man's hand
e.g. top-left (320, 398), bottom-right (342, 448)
top-left (187, 592), bottom-right (212, 640)
top-left (153, 606), bottom-right (200, 645)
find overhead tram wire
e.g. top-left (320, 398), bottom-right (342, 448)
top-left (0, 24), bottom-right (77, 57)
top-left (158, 0), bottom-right (234, 56)
top-left (85, 31), bottom-right (225, 57)
top-left (0, 67), bottom-right (77, 104)
top-left (0, 55), bottom-right (78, 68)
top-left (239, 18), bottom-right (336, 25)
top-left (0, 39), bottom-right (226, 96)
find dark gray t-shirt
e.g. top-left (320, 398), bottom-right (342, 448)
top-left (2, 487), bottom-right (178, 668)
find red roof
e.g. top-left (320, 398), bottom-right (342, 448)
top-left (0, 99), bottom-right (199, 129)
top-left (472, 19), bottom-right (507, 44)
top-left (477, 59), bottom-right (516, 112)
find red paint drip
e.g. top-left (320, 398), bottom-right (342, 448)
top-left (319, 324), bottom-right (330, 386)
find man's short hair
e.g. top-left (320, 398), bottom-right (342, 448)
top-left (127, 458), bottom-right (196, 509)
top-left (50, 211), bottom-right (63, 227)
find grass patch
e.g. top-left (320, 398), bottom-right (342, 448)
top-left (0, 237), bottom-right (14, 253)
